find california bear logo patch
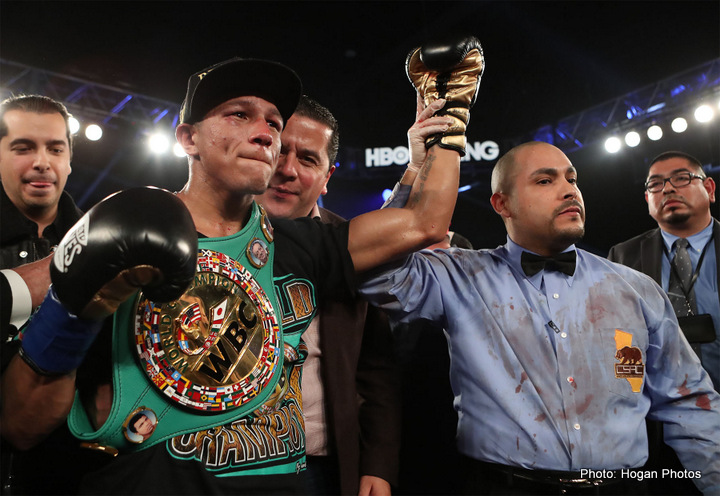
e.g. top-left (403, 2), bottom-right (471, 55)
top-left (614, 330), bottom-right (644, 392)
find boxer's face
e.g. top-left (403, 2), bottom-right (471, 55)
top-left (258, 115), bottom-right (335, 220)
top-left (0, 109), bottom-right (71, 214)
top-left (184, 96), bottom-right (283, 195)
top-left (133, 414), bottom-right (154, 437)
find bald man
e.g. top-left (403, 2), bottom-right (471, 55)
top-left (361, 141), bottom-right (720, 495)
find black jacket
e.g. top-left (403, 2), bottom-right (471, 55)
top-left (0, 186), bottom-right (83, 270)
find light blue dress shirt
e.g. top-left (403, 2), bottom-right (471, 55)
top-left (360, 238), bottom-right (720, 492)
top-left (660, 222), bottom-right (720, 391)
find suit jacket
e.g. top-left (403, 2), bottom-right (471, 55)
top-left (317, 207), bottom-right (401, 495)
top-left (607, 218), bottom-right (720, 308)
top-left (607, 221), bottom-right (718, 496)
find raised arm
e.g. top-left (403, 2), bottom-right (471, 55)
top-left (348, 35), bottom-right (484, 272)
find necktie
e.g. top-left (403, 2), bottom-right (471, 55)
top-left (668, 238), bottom-right (697, 317)
top-left (520, 251), bottom-right (576, 277)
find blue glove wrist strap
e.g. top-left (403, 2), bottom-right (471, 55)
top-left (19, 287), bottom-right (102, 376)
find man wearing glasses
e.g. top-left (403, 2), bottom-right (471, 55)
top-left (609, 151), bottom-right (718, 391)
top-left (609, 151), bottom-right (719, 495)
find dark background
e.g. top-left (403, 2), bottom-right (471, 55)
top-left (2, 0), bottom-right (719, 254)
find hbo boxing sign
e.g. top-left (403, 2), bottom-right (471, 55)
top-left (365, 140), bottom-right (499, 167)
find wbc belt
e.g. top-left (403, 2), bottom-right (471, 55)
top-left (68, 203), bottom-right (283, 453)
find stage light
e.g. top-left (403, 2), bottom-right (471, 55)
top-left (148, 133), bottom-right (170, 154)
top-left (458, 184), bottom-right (472, 192)
top-left (694, 104), bottom-right (714, 123)
top-left (647, 125), bottom-right (663, 141)
top-left (604, 136), bottom-right (621, 153)
top-left (671, 117), bottom-right (688, 133)
top-left (382, 189), bottom-right (392, 202)
top-left (68, 116), bottom-right (80, 135)
top-left (624, 131), bottom-right (640, 147)
top-left (173, 143), bottom-right (186, 158)
top-left (85, 124), bottom-right (103, 141)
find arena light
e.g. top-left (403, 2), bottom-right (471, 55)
top-left (647, 125), bottom-right (663, 141)
top-left (68, 116), bottom-right (80, 135)
top-left (173, 143), bottom-right (186, 158)
top-left (604, 136), bottom-right (622, 153)
top-left (382, 189), bottom-right (392, 202)
top-left (694, 104), bottom-right (714, 123)
top-left (671, 117), bottom-right (688, 133)
top-left (148, 133), bottom-right (170, 154)
top-left (85, 124), bottom-right (103, 141)
top-left (624, 131), bottom-right (640, 147)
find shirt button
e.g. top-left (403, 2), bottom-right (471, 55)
top-left (574, 423), bottom-right (581, 430)
top-left (553, 293), bottom-right (560, 299)
top-left (560, 332), bottom-right (567, 338)
top-left (19, 251), bottom-right (28, 259)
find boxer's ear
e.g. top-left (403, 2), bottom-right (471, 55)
top-left (175, 123), bottom-right (198, 158)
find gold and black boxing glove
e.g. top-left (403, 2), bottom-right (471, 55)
top-left (406, 34), bottom-right (485, 156)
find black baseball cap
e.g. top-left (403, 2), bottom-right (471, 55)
top-left (180, 57), bottom-right (302, 125)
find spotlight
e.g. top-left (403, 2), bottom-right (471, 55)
top-left (173, 143), bottom-right (186, 158)
top-left (85, 124), bottom-right (103, 141)
top-left (68, 116), bottom-right (80, 135)
top-left (647, 125), bottom-right (663, 141)
top-left (671, 117), bottom-right (688, 133)
top-left (694, 104), bottom-right (714, 123)
top-left (382, 189), bottom-right (392, 202)
top-left (604, 136), bottom-right (622, 153)
top-left (148, 133), bottom-right (170, 154)
top-left (624, 131), bottom-right (640, 147)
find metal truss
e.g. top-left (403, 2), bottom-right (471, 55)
top-left (513, 58), bottom-right (720, 153)
top-left (0, 59), bottom-right (180, 130)
top-left (2, 57), bottom-right (718, 207)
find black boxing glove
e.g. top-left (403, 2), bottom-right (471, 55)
top-left (19, 187), bottom-right (198, 375)
top-left (406, 34), bottom-right (485, 156)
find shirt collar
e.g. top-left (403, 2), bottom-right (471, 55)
top-left (505, 236), bottom-right (578, 282)
top-left (308, 203), bottom-right (321, 219)
top-left (660, 220), bottom-right (713, 254)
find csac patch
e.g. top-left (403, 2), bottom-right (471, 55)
top-left (613, 329), bottom-right (644, 392)
top-left (134, 250), bottom-right (281, 412)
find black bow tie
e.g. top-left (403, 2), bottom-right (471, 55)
top-left (520, 250), bottom-right (576, 277)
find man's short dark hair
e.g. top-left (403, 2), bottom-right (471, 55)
top-left (450, 232), bottom-right (474, 249)
top-left (293, 95), bottom-right (340, 166)
top-left (649, 151), bottom-right (704, 174)
top-left (0, 94), bottom-right (74, 156)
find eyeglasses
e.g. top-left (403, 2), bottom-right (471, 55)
top-left (644, 172), bottom-right (706, 193)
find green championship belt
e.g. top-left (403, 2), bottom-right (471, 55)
top-left (68, 203), bottom-right (283, 453)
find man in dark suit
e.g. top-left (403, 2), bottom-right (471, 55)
top-left (257, 95), bottom-right (401, 496)
top-left (608, 151), bottom-right (718, 391)
top-left (608, 151), bottom-right (719, 495)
